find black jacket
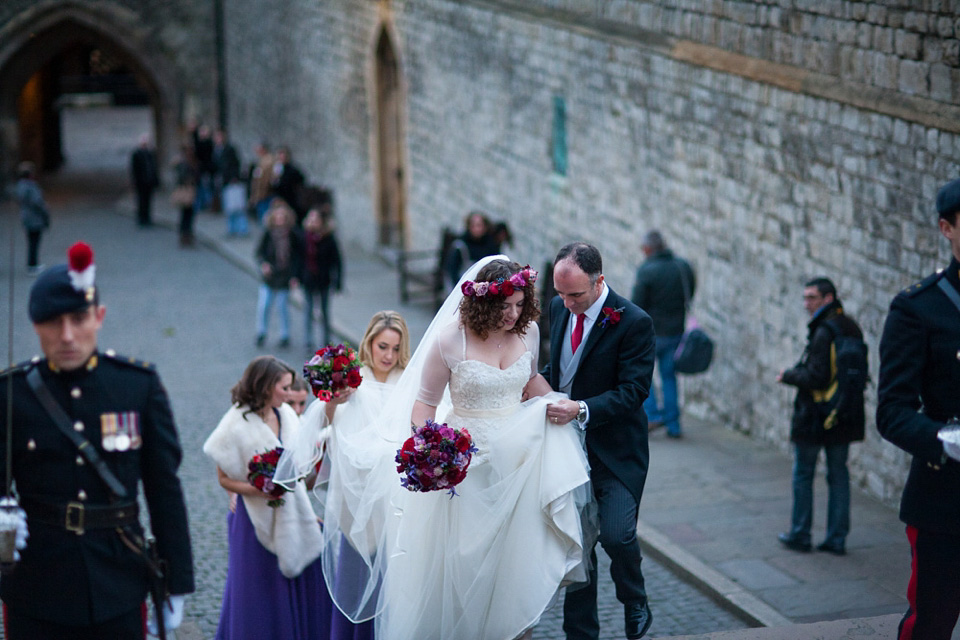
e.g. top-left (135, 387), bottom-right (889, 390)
top-left (541, 288), bottom-right (655, 502)
top-left (302, 231), bottom-right (343, 292)
top-left (256, 227), bottom-right (305, 290)
top-left (631, 249), bottom-right (695, 337)
top-left (0, 354), bottom-right (194, 625)
top-left (781, 300), bottom-right (865, 445)
top-left (878, 259), bottom-right (960, 533)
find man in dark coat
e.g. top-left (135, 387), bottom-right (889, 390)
top-left (270, 146), bottom-right (306, 222)
top-left (877, 177), bottom-right (960, 640)
top-left (542, 242), bottom-right (656, 640)
top-left (130, 134), bottom-right (159, 227)
top-left (0, 243), bottom-right (194, 638)
top-left (631, 230), bottom-right (695, 438)
top-left (777, 278), bottom-right (864, 556)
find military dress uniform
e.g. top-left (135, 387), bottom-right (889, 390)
top-left (0, 350), bottom-right (194, 634)
top-left (877, 257), bottom-right (960, 640)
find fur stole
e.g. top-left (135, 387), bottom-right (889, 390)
top-left (202, 403), bottom-right (323, 578)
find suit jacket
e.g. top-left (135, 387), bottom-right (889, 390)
top-left (877, 258), bottom-right (960, 534)
top-left (0, 353), bottom-right (194, 625)
top-left (541, 287), bottom-right (655, 501)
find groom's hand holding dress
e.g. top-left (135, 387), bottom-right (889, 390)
top-left (542, 243), bottom-right (656, 640)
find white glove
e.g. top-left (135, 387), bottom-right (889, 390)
top-left (0, 497), bottom-right (28, 562)
top-left (147, 594), bottom-right (185, 635)
top-left (937, 425), bottom-right (960, 462)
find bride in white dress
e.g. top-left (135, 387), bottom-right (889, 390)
top-left (305, 256), bottom-right (592, 640)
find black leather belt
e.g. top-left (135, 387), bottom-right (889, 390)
top-left (21, 498), bottom-right (139, 535)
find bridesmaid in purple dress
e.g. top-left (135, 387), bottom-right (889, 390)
top-left (204, 356), bottom-right (332, 640)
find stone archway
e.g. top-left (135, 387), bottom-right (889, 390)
top-left (0, 2), bottom-right (180, 182)
top-left (374, 26), bottom-right (408, 249)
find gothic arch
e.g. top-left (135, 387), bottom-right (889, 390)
top-left (0, 2), bottom-right (180, 178)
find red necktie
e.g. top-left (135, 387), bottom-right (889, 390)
top-left (571, 313), bottom-right (585, 353)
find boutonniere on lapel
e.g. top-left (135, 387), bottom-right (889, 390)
top-left (599, 306), bottom-right (624, 328)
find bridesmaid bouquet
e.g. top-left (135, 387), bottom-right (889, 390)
top-left (247, 446), bottom-right (289, 508)
top-left (303, 343), bottom-right (363, 401)
top-left (395, 420), bottom-right (478, 497)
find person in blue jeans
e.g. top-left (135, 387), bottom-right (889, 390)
top-left (776, 278), bottom-right (865, 556)
top-left (631, 230), bottom-right (695, 438)
top-left (255, 202), bottom-right (304, 349)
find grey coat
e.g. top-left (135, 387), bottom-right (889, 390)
top-left (631, 249), bottom-right (695, 337)
top-left (16, 178), bottom-right (49, 232)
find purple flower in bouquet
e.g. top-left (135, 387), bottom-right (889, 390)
top-left (395, 419), bottom-right (478, 497)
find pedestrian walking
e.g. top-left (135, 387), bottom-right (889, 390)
top-left (631, 230), bottom-right (695, 438)
top-left (14, 161), bottom-right (50, 275)
top-left (301, 206), bottom-right (343, 349)
top-left (213, 129), bottom-right (246, 237)
top-left (171, 144), bottom-right (198, 247)
top-left (777, 277), bottom-right (865, 556)
top-left (0, 242), bottom-right (194, 638)
top-left (130, 134), bottom-right (159, 227)
top-left (255, 201), bottom-right (304, 349)
top-left (877, 177), bottom-right (960, 640)
top-left (247, 141), bottom-right (275, 226)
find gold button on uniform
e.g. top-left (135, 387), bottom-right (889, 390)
top-left (73, 421), bottom-right (84, 432)
top-left (77, 490), bottom-right (87, 501)
top-left (71, 387), bottom-right (81, 399)
top-left (76, 456), bottom-right (84, 466)
top-left (27, 440), bottom-right (36, 451)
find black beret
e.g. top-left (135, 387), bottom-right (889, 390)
top-left (936, 178), bottom-right (960, 219)
top-left (28, 265), bottom-right (96, 323)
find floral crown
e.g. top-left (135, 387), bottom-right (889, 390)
top-left (461, 266), bottom-right (538, 298)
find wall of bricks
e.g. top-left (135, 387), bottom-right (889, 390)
top-left (3, 1), bottom-right (955, 505)
top-left (220, 0), bottom-right (960, 504)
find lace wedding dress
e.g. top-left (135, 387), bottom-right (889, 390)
top-left (375, 321), bottom-right (590, 640)
top-left (281, 256), bottom-right (591, 640)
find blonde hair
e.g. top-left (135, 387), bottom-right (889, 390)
top-left (358, 311), bottom-right (410, 371)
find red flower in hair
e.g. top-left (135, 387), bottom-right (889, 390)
top-left (68, 242), bottom-right (94, 272)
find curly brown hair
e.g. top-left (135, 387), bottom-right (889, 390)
top-left (231, 355), bottom-right (296, 418)
top-left (459, 259), bottom-right (540, 339)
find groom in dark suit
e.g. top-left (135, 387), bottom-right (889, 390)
top-left (542, 242), bottom-right (656, 640)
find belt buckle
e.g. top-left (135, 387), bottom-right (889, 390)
top-left (65, 502), bottom-right (85, 535)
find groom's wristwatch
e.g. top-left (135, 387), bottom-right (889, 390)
top-left (576, 401), bottom-right (588, 426)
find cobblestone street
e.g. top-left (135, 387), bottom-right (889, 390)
top-left (0, 107), bottom-right (749, 638)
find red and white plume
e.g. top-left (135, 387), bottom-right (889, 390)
top-left (67, 242), bottom-right (96, 292)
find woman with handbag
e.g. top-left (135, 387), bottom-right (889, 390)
top-left (172, 145), bottom-right (199, 247)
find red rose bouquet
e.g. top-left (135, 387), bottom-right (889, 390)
top-left (303, 343), bottom-right (363, 401)
top-left (247, 446), bottom-right (289, 508)
top-left (395, 420), bottom-right (478, 497)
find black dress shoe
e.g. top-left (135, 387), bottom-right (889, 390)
top-left (625, 601), bottom-right (653, 639)
top-left (816, 541), bottom-right (846, 556)
top-left (777, 532), bottom-right (812, 552)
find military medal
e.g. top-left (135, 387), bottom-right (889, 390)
top-left (101, 413), bottom-right (117, 451)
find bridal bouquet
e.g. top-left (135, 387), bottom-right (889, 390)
top-left (395, 420), bottom-right (478, 497)
top-left (303, 343), bottom-right (363, 401)
top-left (247, 446), bottom-right (289, 508)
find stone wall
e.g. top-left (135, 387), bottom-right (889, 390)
top-left (219, 0), bottom-right (960, 505)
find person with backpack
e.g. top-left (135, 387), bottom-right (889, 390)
top-left (777, 277), bottom-right (866, 556)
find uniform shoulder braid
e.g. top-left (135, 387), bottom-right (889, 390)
top-left (101, 349), bottom-right (157, 372)
top-left (900, 270), bottom-right (945, 299)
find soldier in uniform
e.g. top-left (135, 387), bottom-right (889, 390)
top-left (877, 177), bottom-right (960, 640)
top-left (0, 242), bottom-right (194, 639)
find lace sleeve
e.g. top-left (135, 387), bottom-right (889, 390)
top-left (415, 323), bottom-right (457, 406)
top-left (523, 322), bottom-right (540, 380)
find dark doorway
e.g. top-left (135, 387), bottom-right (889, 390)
top-left (374, 28), bottom-right (408, 249)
